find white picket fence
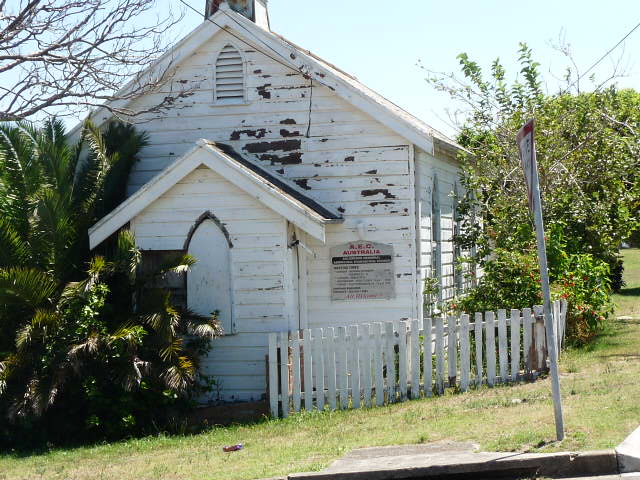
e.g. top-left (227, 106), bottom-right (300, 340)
top-left (268, 300), bottom-right (567, 418)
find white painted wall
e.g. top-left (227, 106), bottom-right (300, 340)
top-left (117, 28), bottom-right (462, 402)
top-left (133, 166), bottom-right (289, 402)
top-left (415, 146), bottom-right (461, 309)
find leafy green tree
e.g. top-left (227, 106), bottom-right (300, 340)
top-left (428, 44), bottom-right (640, 341)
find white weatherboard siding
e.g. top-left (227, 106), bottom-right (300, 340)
top-left (126, 30), bottom-right (420, 327)
top-left (415, 147), bottom-right (459, 307)
top-left (133, 166), bottom-right (289, 402)
top-left (87, 19), bottom-right (465, 402)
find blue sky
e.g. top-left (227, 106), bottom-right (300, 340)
top-left (165, 0), bottom-right (640, 137)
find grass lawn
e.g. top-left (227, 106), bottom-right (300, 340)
top-left (1, 251), bottom-right (639, 480)
top-left (613, 248), bottom-right (640, 318)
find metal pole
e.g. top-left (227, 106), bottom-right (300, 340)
top-left (530, 148), bottom-right (565, 442)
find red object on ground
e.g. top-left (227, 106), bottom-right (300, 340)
top-left (223, 444), bottom-right (244, 452)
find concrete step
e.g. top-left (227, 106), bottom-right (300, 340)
top-left (288, 442), bottom-right (621, 480)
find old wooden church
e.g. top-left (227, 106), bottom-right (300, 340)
top-left (88, 0), bottom-right (466, 402)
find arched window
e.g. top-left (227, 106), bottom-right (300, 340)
top-left (214, 44), bottom-right (245, 104)
top-left (187, 217), bottom-right (234, 334)
top-left (431, 174), bottom-right (443, 305)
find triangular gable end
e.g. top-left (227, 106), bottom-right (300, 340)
top-left (88, 140), bottom-right (342, 249)
top-left (70, 8), bottom-right (465, 156)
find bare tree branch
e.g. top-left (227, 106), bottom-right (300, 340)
top-left (0, 0), bottom-right (187, 122)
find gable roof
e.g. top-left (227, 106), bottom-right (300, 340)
top-left (70, 7), bottom-right (464, 155)
top-left (88, 140), bottom-right (343, 249)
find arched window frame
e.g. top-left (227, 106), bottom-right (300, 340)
top-left (184, 211), bottom-right (235, 335)
top-left (213, 43), bottom-right (247, 106)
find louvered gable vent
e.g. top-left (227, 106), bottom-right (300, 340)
top-left (215, 45), bottom-right (245, 103)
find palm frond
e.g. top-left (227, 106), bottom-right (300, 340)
top-left (16, 309), bottom-right (59, 351)
top-left (162, 357), bottom-right (195, 392)
top-left (160, 338), bottom-right (184, 362)
top-left (0, 217), bottom-right (31, 267)
top-left (111, 230), bottom-right (141, 282)
top-left (183, 310), bottom-right (223, 339)
top-left (0, 268), bottom-right (58, 309)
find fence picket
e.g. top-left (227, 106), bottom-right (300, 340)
top-left (498, 309), bottom-right (508, 383)
top-left (399, 321), bottom-right (408, 401)
top-left (533, 305), bottom-right (546, 370)
top-left (522, 308), bottom-right (533, 375)
top-left (312, 328), bottom-right (325, 410)
top-left (486, 311), bottom-right (496, 387)
top-left (474, 312), bottom-right (483, 386)
top-left (349, 325), bottom-right (361, 409)
top-left (385, 322), bottom-right (396, 403)
top-left (268, 302), bottom-right (562, 418)
top-left (510, 309), bottom-right (521, 382)
top-left (324, 327), bottom-right (337, 411)
top-left (374, 323), bottom-right (385, 407)
top-left (291, 331), bottom-right (302, 412)
top-left (336, 327), bottom-right (348, 410)
top-left (303, 329), bottom-right (313, 411)
top-left (268, 333), bottom-right (278, 417)
top-left (435, 317), bottom-right (445, 395)
top-left (279, 333), bottom-right (290, 418)
top-left (460, 314), bottom-right (470, 392)
top-left (447, 316), bottom-right (458, 388)
top-left (423, 317), bottom-right (433, 397)
top-left (361, 324), bottom-right (373, 407)
top-left (410, 320), bottom-right (420, 399)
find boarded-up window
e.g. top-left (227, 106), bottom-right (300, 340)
top-left (214, 44), bottom-right (245, 104)
top-left (139, 250), bottom-right (187, 309)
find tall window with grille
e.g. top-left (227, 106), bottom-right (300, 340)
top-left (453, 183), bottom-right (464, 295)
top-left (214, 44), bottom-right (245, 104)
top-left (431, 174), bottom-right (443, 306)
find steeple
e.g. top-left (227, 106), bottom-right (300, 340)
top-left (205, 0), bottom-right (270, 30)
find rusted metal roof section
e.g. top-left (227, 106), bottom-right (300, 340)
top-left (210, 141), bottom-right (343, 222)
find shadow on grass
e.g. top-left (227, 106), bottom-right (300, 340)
top-left (616, 286), bottom-right (640, 297)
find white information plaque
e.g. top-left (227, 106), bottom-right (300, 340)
top-left (330, 242), bottom-right (396, 301)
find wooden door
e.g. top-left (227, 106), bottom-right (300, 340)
top-left (187, 219), bottom-right (233, 334)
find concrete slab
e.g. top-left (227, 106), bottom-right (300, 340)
top-left (617, 426), bottom-right (640, 473)
top-left (289, 443), bottom-right (619, 480)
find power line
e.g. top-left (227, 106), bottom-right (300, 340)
top-left (177, 0), bottom-right (304, 76)
top-left (564, 19), bottom-right (640, 93)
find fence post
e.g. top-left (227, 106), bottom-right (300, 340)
top-left (279, 332), bottom-right (290, 418)
top-left (474, 312), bottom-right (483, 386)
top-left (485, 311), bottom-right (496, 387)
top-left (510, 309), bottom-right (521, 382)
top-left (303, 329), bottom-right (313, 411)
top-left (349, 325), bottom-right (361, 409)
top-left (423, 317), bottom-right (433, 397)
top-left (312, 328), bottom-right (325, 410)
top-left (398, 321), bottom-right (408, 401)
top-left (374, 323), bottom-right (385, 407)
top-left (292, 330), bottom-right (302, 412)
top-left (498, 309), bottom-right (508, 383)
top-left (361, 324), bottom-right (373, 407)
top-left (268, 333), bottom-right (278, 418)
top-left (522, 308), bottom-right (533, 376)
top-left (447, 316), bottom-right (458, 388)
top-left (435, 317), bottom-right (445, 395)
top-left (336, 326), bottom-right (348, 410)
top-left (460, 314), bottom-right (470, 392)
top-left (410, 319), bottom-right (420, 399)
top-left (324, 327), bottom-right (337, 411)
top-left (385, 322), bottom-right (396, 403)
top-left (533, 305), bottom-right (547, 370)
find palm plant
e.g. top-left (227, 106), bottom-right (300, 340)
top-left (0, 120), bottom-right (220, 443)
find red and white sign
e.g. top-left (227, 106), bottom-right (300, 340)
top-left (517, 119), bottom-right (537, 212)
